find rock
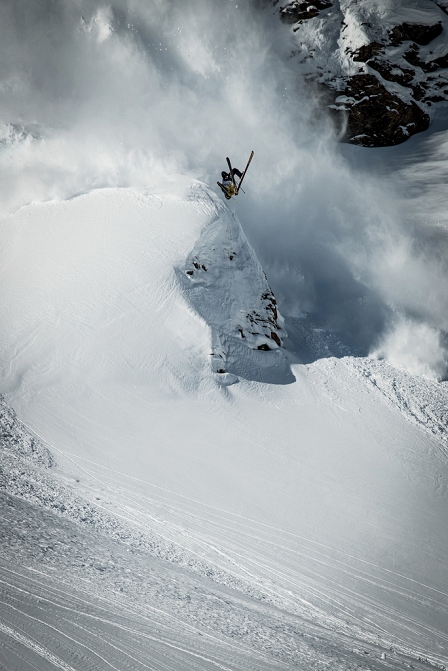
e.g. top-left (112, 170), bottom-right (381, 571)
top-left (351, 42), bottom-right (384, 63)
top-left (404, 44), bottom-right (448, 72)
top-left (367, 59), bottom-right (414, 86)
top-left (388, 22), bottom-right (443, 46)
top-left (279, 0), bottom-right (332, 24)
top-left (281, 2), bottom-right (448, 146)
top-left (330, 75), bottom-right (430, 146)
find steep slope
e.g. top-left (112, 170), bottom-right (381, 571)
top-left (1, 183), bottom-right (448, 669)
top-left (181, 188), bottom-right (291, 384)
top-left (278, 0), bottom-right (448, 145)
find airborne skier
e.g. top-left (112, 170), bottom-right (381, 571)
top-left (219, 167), bottom-right (243, 200)
top-left (217, 152), bottom-right (254, 200)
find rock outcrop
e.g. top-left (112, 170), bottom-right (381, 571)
top-left (277, 0), bottom-right (448, 146)
top-left (181, 193), bottom-right (293, 384)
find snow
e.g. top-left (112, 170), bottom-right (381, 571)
top-left (287, 0), bottom-right (448, 116)
top-left (1, 181), bottom-right (448, 670)
top-left (1, 1), bottom-right (448, 669)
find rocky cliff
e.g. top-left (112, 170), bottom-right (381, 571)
top-left (277, 0), bottom-right (448, 145)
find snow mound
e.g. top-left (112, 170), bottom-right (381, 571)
top-left (2, 182), bottom-right (448, 667)
top-left (181, 197), bottom-right (293, 384)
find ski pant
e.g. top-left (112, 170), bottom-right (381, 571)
top-left (223, 168), bottom-right (243, 181)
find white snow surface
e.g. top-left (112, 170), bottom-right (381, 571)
top-left (1, 180), bottom-right (448, 670)
top-left (1, 1), bottom-right (448, 669)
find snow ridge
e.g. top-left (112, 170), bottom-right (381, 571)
top-left (0, 395), bottom-right (53, 469)
top-left (279, 0), bottom-right (448, 145)
top-left (181, 197), bottom-right (294, 384)
top-left (345, 357), bottom-right (448, 453)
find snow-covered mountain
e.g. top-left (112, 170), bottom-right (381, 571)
top-left (1, 1), bottom-right (448, 670)
top-left (278, 0), bottom-right (448, 144)
top-left (2, 182), bottom-right (448, 671)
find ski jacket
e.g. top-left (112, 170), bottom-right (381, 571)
top-left (222, 179), bottom-right (236, 198)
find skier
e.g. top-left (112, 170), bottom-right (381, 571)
top-left (219, 167), bottom-right (243, 200)
top-left (217, 152), bottom-right (254, 200)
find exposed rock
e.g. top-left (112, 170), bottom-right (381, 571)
top-left (428, 52), bottom-right (448, 69)
top-left (436, 1), bottom-right (448, 15)
top-left (279, 0), bottom-right (332, 24)
top-left (331, 75), bottom-right (430, 146)
top-left (388, 22), bottom-right (443, 46)
top-left (368, 60), bottom-right (414, 86)
top-left (412, 83), bottom-right (427, 101)
top-left (271, 331), bottom-right (282, 347)
top-left (404, 44), bottom-right (448, 72)
top-left (403, 43), bottom-right (426, 68)
top-left (280, 2), bottom-right (448, 146)
top-left (351, 42), bottom-right (384, 63)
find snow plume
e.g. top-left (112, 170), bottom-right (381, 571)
top-left (1, 0), bottom-right (447, 378)
top-left (0, 0), bottom-right (312, 209)
top-left (371, 317), bottom-right (448, 381)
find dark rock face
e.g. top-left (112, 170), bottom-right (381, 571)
top-left (280, 0), bottom-right (332, 24)
top-left (352, 42), bottom-right (384, 63)
top-left (330, 75), bottom-right (430, 147)
top-left (367, 60), bottom-right (414, 86)
top-left (337, 19), bottom-right (446, 145)
top-left (388, 21), bottom-right (443, 46)
top-left (404, 43), bottom-right (448, 71)
top-left (278, 0), bottom-right (448, 146)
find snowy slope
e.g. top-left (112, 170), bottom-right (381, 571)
top-left (1, 182), bottom-right (448, 670)
top-left (1, 1), bottom-right (448, 669)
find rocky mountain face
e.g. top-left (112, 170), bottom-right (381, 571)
top-left (277, 0), bottom-right (448, 145)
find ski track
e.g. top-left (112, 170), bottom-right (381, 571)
top-left (1, 427), bottom-right (447, 670)
top-left (1, 188), bottom-right (448, 670)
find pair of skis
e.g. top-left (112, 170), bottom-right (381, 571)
top-left (217, 151), bottom-right (254, 198)
top-left (227, 151), bottom-right (254, 195)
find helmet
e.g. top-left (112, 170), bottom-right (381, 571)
top-left (221, 171), bottom-right (229, 180)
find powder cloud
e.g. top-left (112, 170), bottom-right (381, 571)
top-left (0, 0), bottom-right (447, 378)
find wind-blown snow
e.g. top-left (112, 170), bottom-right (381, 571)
top-left (1, 0), bottom-right (448, 375)
top-left (1, 1), bottom-right (448, 670)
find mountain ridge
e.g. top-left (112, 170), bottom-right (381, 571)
top-left (277, 0), bottom-right (448, 145)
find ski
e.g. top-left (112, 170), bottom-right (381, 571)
top-left (226, 157), bottom-right (237, 188)
top-left (236, 151), bottom-right (254, 194)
